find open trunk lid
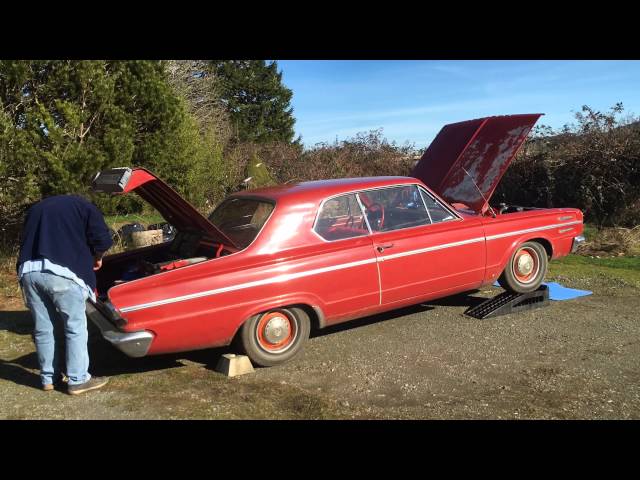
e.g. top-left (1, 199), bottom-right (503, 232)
top-left (411, 114), bottom-right (542, 215)
top-left (92, 167), bottom-right (237, 249)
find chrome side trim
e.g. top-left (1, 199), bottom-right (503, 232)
top-left (485, 221), bottom-right (582, 241)
top-left (119, 220), bottom-right (583, 313)
top-left (380, 236), bottom-right (485, 262)
top-left (120, 257), bottom-right (378, 313)
top-left (108, 200), bottom-right (276, 296)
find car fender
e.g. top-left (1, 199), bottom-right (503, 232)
top-left (495, 234), bottom-right (554, 276)
top-left (229, 292), bottom-right (329, 340)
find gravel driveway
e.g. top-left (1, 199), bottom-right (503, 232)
top-left (1, 278), bottom-right (639, 419)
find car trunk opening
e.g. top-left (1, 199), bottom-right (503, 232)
top-left (91, 167), bottom-right (240, 298)
top-left (93, 167), bottom-right (237, 249)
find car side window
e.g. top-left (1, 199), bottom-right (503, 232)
top-left (314, 193), bottom-right (369, 241)
top-left (358, 185), bottom-right (431, 232)
top-left (419, 187), bottom-right (457, 223)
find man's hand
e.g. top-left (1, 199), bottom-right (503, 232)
top-left (93, 252), bottom-right (104, 271)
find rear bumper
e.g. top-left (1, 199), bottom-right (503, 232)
top-left (86, 301), bottom-right (154, 357)
top-left (571, 235), bottom-right (586, 253)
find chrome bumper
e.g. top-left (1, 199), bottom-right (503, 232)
top-left (86, 301), bottom-right (154, 357)
top-left (571, 235), bottom-right (586, 253)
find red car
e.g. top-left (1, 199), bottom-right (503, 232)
top-left (88, 114), bottom-right (584, 366)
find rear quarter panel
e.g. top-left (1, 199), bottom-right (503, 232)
top-left (107, 237), bottom-right (379, 355)
top-left (482, 208), bottom-right (583, 285)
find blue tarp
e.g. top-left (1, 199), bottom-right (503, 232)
top-left (492, 281), bottom-right (592, 301)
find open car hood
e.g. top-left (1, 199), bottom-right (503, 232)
top-left (411, 114), bottom-right (542, 215)
top-left (92, 167), bottom-right (237, 249)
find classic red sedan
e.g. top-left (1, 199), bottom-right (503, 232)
top-left (88, 114), bottom-right (584, 366)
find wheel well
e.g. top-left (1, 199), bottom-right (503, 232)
top-left (528, 237), bottom-right (553, 258)
top-left (291, 304), bottom-right (322, 330)
top-left (232, 304), bottom-right (322, 344)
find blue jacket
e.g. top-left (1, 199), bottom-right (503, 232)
top-left (17, 195), bottom-right (113, 291)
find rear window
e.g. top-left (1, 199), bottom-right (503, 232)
top-left (208, 198), bottom-right (274, 249)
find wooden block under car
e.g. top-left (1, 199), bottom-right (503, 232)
top-left (215, 354), bottom-right (255, 377)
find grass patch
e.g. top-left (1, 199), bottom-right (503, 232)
top-left (0, 249), bottom-right (20, 302)
top-left (549, 254), bottom-right (640, 289)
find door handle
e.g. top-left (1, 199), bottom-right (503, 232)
top-left (376, 243), bottom-right (394, 253)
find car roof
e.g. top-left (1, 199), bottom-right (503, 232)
top-left (232, 176), bottom-right (421, 204)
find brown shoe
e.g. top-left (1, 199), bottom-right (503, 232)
top-left (42, 383), bottom-right (54, 391)
top-left (68, 376), bottom-right (109, 395)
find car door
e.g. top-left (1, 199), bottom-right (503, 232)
top-left (312, 192), bottom-right (380, 320)
top-left (359, 184), bottom-right (486, 306)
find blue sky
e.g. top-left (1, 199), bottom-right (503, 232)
top-left (276, 60), bottom-right (640, 149)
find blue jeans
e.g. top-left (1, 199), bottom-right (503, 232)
top-left (21, 271), bottom-right (92, 387)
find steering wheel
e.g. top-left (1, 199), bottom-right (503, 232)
top-left (367, 202), bottom-right (385, 231)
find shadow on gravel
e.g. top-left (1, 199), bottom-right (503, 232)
top-left (312, 303), bottom-right (435, 338)
top-left (88, 338), bottom-right (234, 378)
top-left (0, 312), bottom-right (235, 389)
top-left (0, 340), bottom-right (236, 391)
top-left (0, 355), bottom-right (41, 389)
top-left (0, 310), bottom-right (33, 335)
top-left (0, 310), bottom-right (42, 389)
top-left (311, 290), bottom-right (490, 339)
top-left (0, 289), bottom-right (491, 389)
top-left (423, 290), bottom-right (488, 308)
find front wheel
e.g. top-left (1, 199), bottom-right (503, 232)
top-left (498, 241), bottom-right (548, 293)
top-left (238, 307), bottom-right (310, 367)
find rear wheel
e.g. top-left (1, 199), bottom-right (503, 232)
top-left (498, 241), bottom-right (548, 293)
top-left (238, 307), bottom-right (310, 367)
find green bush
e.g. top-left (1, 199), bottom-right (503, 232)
top-left (495, 104), bottom-right (640, 227)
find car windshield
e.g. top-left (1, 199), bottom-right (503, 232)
top-left (208, 198), bottom-right (275, 249)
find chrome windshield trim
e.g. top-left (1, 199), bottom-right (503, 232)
top-left (417, 186), bottom-right (462, 222)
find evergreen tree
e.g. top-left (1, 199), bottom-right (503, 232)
top-left (209, 60), bottom-right (298, 144)
top-left (0, 60), bottom-right (207, 215)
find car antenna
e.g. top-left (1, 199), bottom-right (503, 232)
top-left (461, 166), bottom-right (496, 218)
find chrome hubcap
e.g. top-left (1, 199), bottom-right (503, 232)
top-left (516, 253), bottom-right (534, 276)
top-left (263, 316), bottom-right (291, 344)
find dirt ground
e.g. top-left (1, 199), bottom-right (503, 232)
top-left (1, 272), bottom-right (639, 419)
